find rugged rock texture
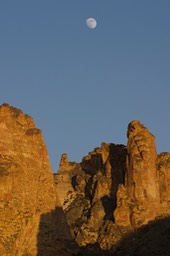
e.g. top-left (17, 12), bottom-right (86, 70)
top-left (54, 143), bottom-right (129, 250)
top-left (157, 152), bottom-right (170, 215)
top-left (1, 103), bottom-right (170, 256)
top-left (0, 103), bottom-right (76, 256)
top-left (54, 120), bottom-right (170, 254)
top-left (114, 216), bottom-right (170, 256)
top-left (115, 120), bottom-right (160, 227)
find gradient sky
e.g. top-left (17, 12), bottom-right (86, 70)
top-left (1, 1), bottom-right (170, 172)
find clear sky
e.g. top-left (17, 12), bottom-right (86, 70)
top-left (1, 1), bottom-right (170, 172)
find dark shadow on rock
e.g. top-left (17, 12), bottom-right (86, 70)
top-left (113, 216), bottom-right (170, 256)
top-left (101, 195), bottom-right (115, 221)
top-left (79, 243), bottom-right (113, 256)
top-left (80, 216), bottom-right (170, 256)
top-left (37, 208), bottom-right (170, 256)
top-left (37, 207), bottom-right (80, 256)
top-left (100, 144), bottom-right (127, 221)
top-left (109, 144), bottom-right (126, 202)
top-left (84, 175), bottom-right (98, 203)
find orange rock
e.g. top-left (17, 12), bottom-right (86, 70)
top-left (115, 120), bottom-right (161, 227)
top-left (0, 103), bottom-right (73, 256)
top-left (157, 152), bottom-right (170, 214)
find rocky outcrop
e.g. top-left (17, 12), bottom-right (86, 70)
top-left (1, 103), bottom-right (169, 255)
top-left (0, 103), bottom-right (76, 256)
top-left (115, 120), bottom-right (160, 227)
top-left (54, 143), bottom-right (128, 249)
top-left (157, 152), bottom-right (170, 214)
top-left (55, 120), bottom-right (170, 253)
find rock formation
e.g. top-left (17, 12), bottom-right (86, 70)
top-left (0, 103), bottom-right (170, 255)
top-left (55, 120), bottom-right (170, 253)
top-left (157, 152), bottom-right (170, 215)
top-left (0, 103), bottom-right (76, 256)
top-left (54, 143), bottom-right (128, 250)
top-left (115, 120), bottom-right (160, 227)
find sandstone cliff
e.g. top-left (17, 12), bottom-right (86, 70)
top-left (54, 120), bottom-right (170, 254)
top-left (0, 103), bottom-right (77, 256)
top-left (0, 103), bottom-right (169, 256)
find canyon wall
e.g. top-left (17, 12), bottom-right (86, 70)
top-left (0, 104), bottom-right (75, 256)
top-left (55, 121), bottom-right (170, 252)
top-left (0, 103), bottom-right (169, 255)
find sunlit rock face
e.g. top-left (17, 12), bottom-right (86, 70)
top-left (157, 152), bottom-right (170, 215)
top-left (55, 120), bottom-right (170, 252)
top-left (115, 120), bottom-right (160, 227)
top-left (1, 103), bottom-right (169, 255)
top-left (0, 103), bottom-right (73, 256)
top-left (54, 143), bottom-right (127, 248)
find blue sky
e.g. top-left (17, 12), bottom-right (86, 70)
top-left (1, 1), bottom-right (170, 172)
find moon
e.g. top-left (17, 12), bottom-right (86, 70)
top-left (86, 18), bottom-right (97, 29)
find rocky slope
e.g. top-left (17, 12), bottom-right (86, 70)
top-left (0, 103), bottom-right (170, 255)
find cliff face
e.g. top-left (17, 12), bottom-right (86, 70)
top-left (55, 120), bottom-right (170, 252)
top-left (0, 104), bottom-right (75, 256)
top-left (0, 103), bottom-right (169, 255)
top-left (55, 143), bottom-right (127, 248)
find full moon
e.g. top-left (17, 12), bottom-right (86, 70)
top-left (86, 18), bottom-right (97, 29)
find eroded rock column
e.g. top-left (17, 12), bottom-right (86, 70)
top-left (115, 120), bottom-right (160, 227)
